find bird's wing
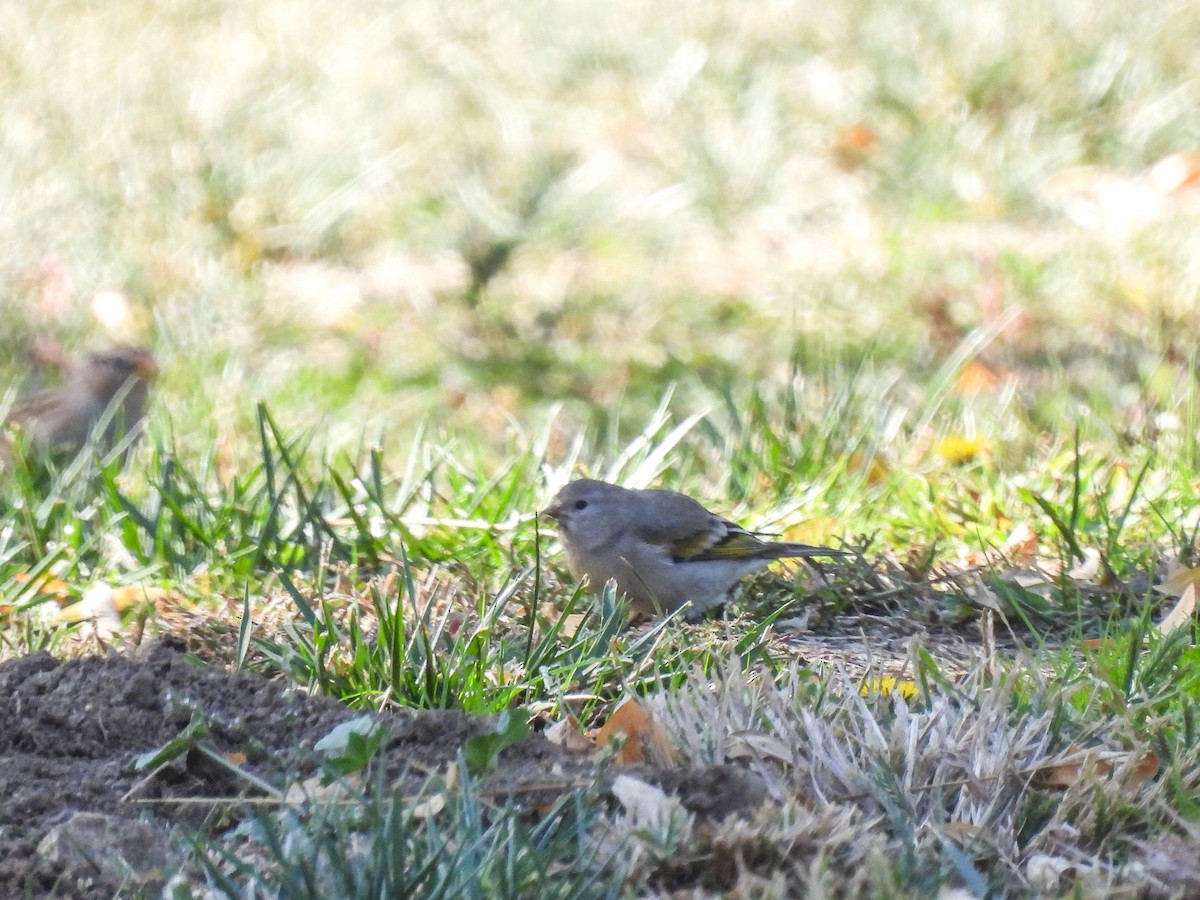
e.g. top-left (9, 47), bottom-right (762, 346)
top-left (678, 520), bottom-right (773, 562)
top-left (629, 491), bottom-right (767, 562)
top-left (626, 491), bottom-right (722, 558)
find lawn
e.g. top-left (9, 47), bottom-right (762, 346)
top-left (2, 0), bottom-right (1200, 896)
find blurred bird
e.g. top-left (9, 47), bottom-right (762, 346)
top-left (543, 478), bottom-right (848, 618)
top-left (2, 344), bottom-right (158, 463)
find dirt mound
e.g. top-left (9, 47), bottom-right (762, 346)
top-left (0, 640), bottom-right (773, 897)
top-left (0, 642), bottom-right (487, 896)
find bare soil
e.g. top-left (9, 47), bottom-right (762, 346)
top-left (0, 639), bottom-right (761, 898)
top-left (0, 641), bottom-right (517, 896)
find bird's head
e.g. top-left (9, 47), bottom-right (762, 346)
top-left (542, 478), bottom-right (625, 547)
top-left (83, 346), bottom-right (159, 398)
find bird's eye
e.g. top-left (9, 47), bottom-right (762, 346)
top-left (573, 500), bottom-right (588, 511)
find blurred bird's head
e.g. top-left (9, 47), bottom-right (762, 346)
top-left (83, 345), bottom-right (159, 398)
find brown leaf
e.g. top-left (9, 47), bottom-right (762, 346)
top-left (832, 124), bottom-right (879, 169)
top-left (594, 697), bottom-right (678, 766)
top-left (1033, 749), bottom-right (1159, 791)
top-left (955, 359), bottom-right (1002, 394)
top-left (944, 822), bottom-right (985, 845)
top-left (839, 124), bottom-right (878, 153)
top-left (1158, 583), bottom-right (1196, 636)
top-left (541, 606), bottom-right (586, 640)
top-left (544, 716), bottom-right (594, 754)
top-left (1157, 563), bottom-right (1200, 598)
top-left (1148, 151), bottom-right (1200, 196)
top-left (109, 585), bottom-right (172, 612)
top-left (13, 572), bottom-right (71, 598)
top-left (726, 732), bottom-right (793, 766)
top-left (51, 584), bottom-right (124, 638)
top-left (410, 793), bottom-right (446, 820)
top-left (1066, 548), bottom-right (1102, 583)
top-left (53, 584), bottom-right (172, 626)
top-left (1003, 522), bottom-right (1039, 563)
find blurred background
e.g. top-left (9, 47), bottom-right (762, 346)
top-left (2, 0), bottom-right (1198, 467)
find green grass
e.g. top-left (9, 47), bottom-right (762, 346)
top-left (4, 0), bottom-right (1200, 894)
top-left (185, 763), bottom-right (623, 900)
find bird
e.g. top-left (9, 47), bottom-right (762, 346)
top-left (2, 344), bottom-right (159, 463)
top-left (542, 478), bottom-right (848, 618)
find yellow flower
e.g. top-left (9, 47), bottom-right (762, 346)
top-left (937, 433), bottom-right (985, 465)
top-left (859, 675), bottom-right (919, 701)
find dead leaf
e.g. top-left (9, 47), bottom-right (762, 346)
top-left (1066, 548), bottom-right (1102, 583)
top-left (594, 697), bottom-right (678, 766)
top-left (955, 359), bottom-right (1002, 394)
top-left (1148, 151), bottom-right (1200, 196)
top-left (1033, 748), bottom-right (1159, 791)
top-left (971, 582), bottom-right (1005, 612)
top-left (1040, 165), bottom-right (1164, 234)
top-left (555, 613), bottom-right (587, 640)
top-left (544, 717), bottom-right (594, 754)
top-left (832, 124), bottom-right (879, 169)
top-left (53, 584), bottom-right (174, 645)
top-left (110, 585), bottom-right (172, 612)
top-left (997, 568), bottom-right (1053, 593)
top-left (1003, 522), bottom-right (1039, 563)
top-left (1157, 583), bottom-right (1196, 636)
top-left (332, 565), bottom-right (354, 597)
top-left (838, 124), bottom-right (878, 153)
top-left (13, 572), bottom-right (71, 598)
top-left (1156, 563), bottom-right (1200, 598)
top-left (943, 822), bottom-right (985, 844)
top-left (51, 584), bottom-right (123, 637)
top-left (411, 793), bottom-right (446, 820)
top-left (284, 773), bottom-right (361, 806)
top-left (771, 612), bottom-right (811, 633)
top-left (610, 774), bottom-right (676, 830)
top-left (726, 732), bottom-right (794, 766)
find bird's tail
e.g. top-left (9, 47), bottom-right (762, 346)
top-left (763, 542), bottom-right (851, 561)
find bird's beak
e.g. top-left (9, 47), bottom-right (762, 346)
top-left (541, 501), bottom-right (564, 522)
top-left (133, 351), bottom-right (160, 380)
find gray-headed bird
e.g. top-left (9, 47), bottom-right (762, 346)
top-left (543, 478), bottom-right (847, 618)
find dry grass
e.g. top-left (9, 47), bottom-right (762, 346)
top-left (620, 652), bottom-right (1172, 896)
